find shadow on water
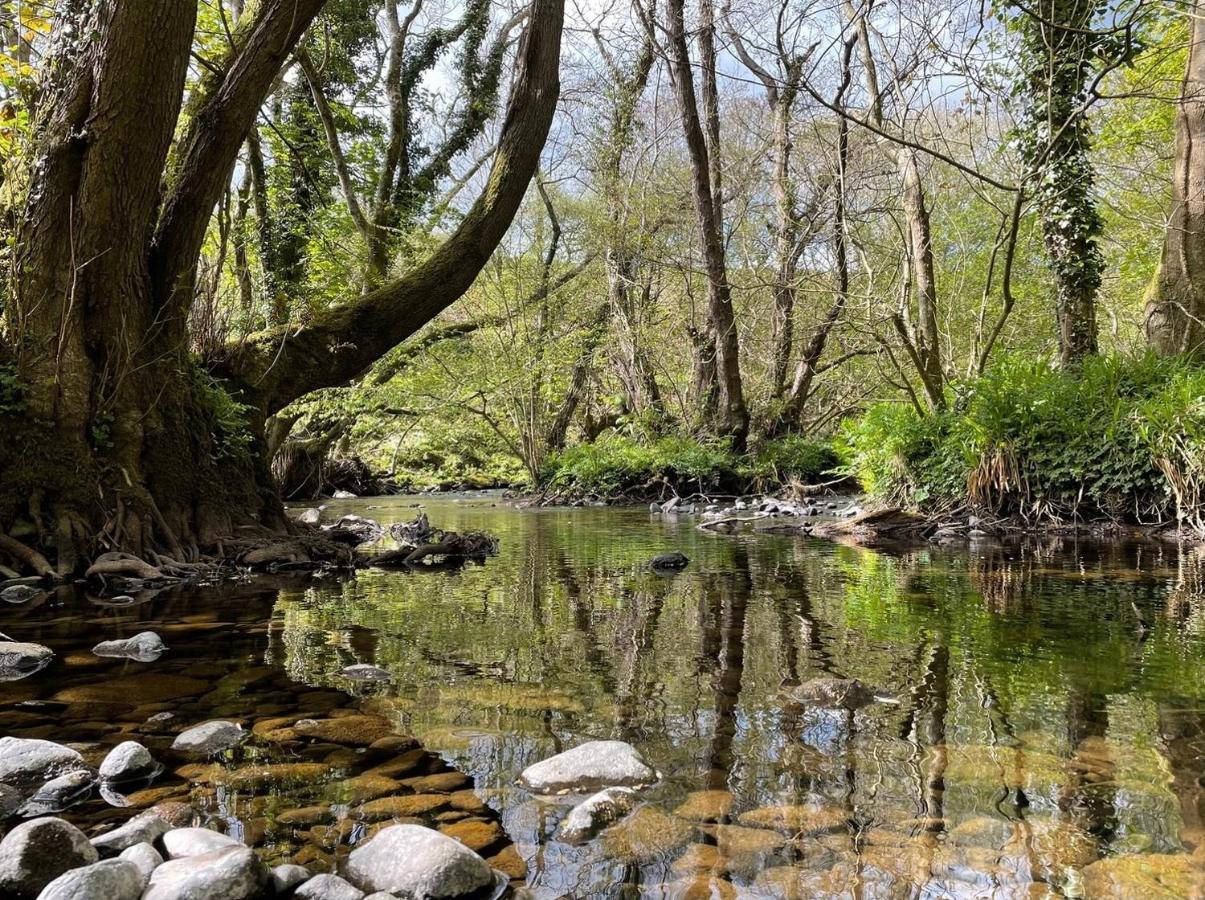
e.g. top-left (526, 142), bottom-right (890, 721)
top-left (3, 492), bottom-right (1205, 896)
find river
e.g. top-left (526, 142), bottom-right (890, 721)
top-left (3, 492), bottom-right (1204, 897)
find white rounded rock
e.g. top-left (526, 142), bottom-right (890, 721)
top-left (142, 845), bottom-right (268, 900)
top-left (91, 812), bottom-right (170, 856)
top-left (99, 741), bottom-right (158, 783)
top-left (0, 737), bottom-right (83, 787)
top-left (35, 858), bottom-right (145, 900)
top-left (517, 740), bottom-right (657, 793)
top-left (160, 827), bottom-right (240, 859)
top-left (92, 632), bottom-right (166, 661)
top-left (557, 787), bottom-right (639, 842)
top-left (117, 841), bottom-right (163, 878)
top-left (270, 863), bottom-right (311, 894)
top-left (346, 825), bottom-right (493, 897)
top-left (0, 642), bottom-right (53, 680)
top-left (295, 872), bottom-right (365, 900)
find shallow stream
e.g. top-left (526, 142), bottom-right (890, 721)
top-left (3, 493), bottom-right (1204, 897)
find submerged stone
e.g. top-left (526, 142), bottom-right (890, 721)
top-left (1081, 852), bottom-right (1201, 897)
top-left (295, 715), bottom-right (394, 746)
top-left (649, 551), bottom-right (689, 571)
top-left (55, 674), bottom-right (206, 704)
top-left (673, 790), bottom-right (734, 822)
top-left (599, 806), bottom-right (693, 863)
top-left (438, 819), bottom-right (505, 854)
top-left (557, 787), bottom-right (639, 843)
top-left (517, 740), bottom-right (657, 793)
top-left (784, 677), bottom-right (890, 710)
top-left (340, 664), bottom-right (392, 683)
top-left (736, 803), bottom-right (848, 835)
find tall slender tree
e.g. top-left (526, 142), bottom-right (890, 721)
top-left (663, 0), bottom-right (749, 450)
top-left (1147, 0), bottom-right (1205, 356)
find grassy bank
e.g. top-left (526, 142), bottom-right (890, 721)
top-left (837, 354), bottom-right (1205, 530)
top-left (540, 434), bottom-right (839, 500)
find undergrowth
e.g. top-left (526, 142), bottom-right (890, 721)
top-left (542, 434), bottom-right (839, 498)
top-left (838, 353), bottom-right (1205, 527)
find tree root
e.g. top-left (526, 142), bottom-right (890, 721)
top-left (85, 552), bottom-right (170, 581)
top-left (0, 533), bottom-right (58, 580)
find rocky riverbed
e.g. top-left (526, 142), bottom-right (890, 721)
top-left (1, 495), bottom-right (1203, 898)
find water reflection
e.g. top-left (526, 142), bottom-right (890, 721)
top-left (1, 494), bottom-right (1203, 896)
top-left (272, 496), bottom-right (1205, 897)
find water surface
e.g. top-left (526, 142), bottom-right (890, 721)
top-left (4, 494), bottom-right (1205, 897)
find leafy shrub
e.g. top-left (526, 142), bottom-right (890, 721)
top-left (840, 353), bottom-right (1205, 524)
top-left (192, 370), bottom-right (255, 461)
top-left (544, 433), bottom-right (838, 497)
top-left (0, 364), bottom-right (25, 415)
top-left (744, 435), bottom-right (840, 485)
top-left (544, 435), bottom-right (738, 495)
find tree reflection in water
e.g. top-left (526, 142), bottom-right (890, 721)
top-left (274, 495), bottom-right (1205, 897)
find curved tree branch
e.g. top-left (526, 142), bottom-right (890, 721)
top-left (217, 0), bottom-right (565, 415)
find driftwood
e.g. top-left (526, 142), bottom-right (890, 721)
top-left (810, 507), bottom-right (930, 538)
top-left (367, 514), bottom-right (498, 567)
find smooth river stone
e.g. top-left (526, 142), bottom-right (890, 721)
top-left (91, 812), bottom-right (171, 856)
top-left (170, 720), bottom-right (246, 755)
top-left (294, 872), bottom-right (366, 900)
top-left (0, 736), bottom-right (83, 786)
top-left (558, 787), bottom-right (639, 843)
top-left (345, 824), bottom-right (493, 897)
top-left (92, 631), bottom-right (167, 662)
top-left (0, 816), bottom-right (98, 900)
top-left (118, 841), bottom-right (164, 878)
top-left (142, 845), bottom-right (269, 900)
top-left (35, 858), bottom-right (146, 900)
top-left (160, 827), bottom-right (240, 859)
top-left (99, 740), bottom-right (159, 782)
top-left (517, 740), bottom-right (657, 793)
top-left (0, 642), bottom-right (53, 680)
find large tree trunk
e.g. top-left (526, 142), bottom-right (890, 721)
top-left (0, 0), bottom-right (564, 574)
top-left (1147, 2), bottom-right (1205, 356)
top-left (4, 0), bottom-right (267, 567)
top-left (666, 0), bottom-right (749, 451)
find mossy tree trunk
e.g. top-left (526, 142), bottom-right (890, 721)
top-left (1, 0), bottom-right (564, 574)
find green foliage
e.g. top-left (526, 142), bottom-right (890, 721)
top-left (746, 435), bottom-right (839, 485)
top-left (545, 435), bottom-right (737, 495)
top-left (0, 361), bottom-right (24, 414)
top-left (192, 371), bottom-right (255, 461)
top-left (840, 353), bottom-right (1205, 523)
top-left (543, 433), bottom-right (837, 497)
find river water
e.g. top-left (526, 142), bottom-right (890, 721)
top-left (3, 493), bottom-right (1205, 897)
